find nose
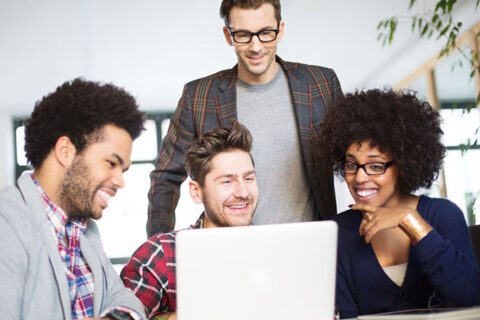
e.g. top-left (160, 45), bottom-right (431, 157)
top-left (353, 167), bottom-right (370, 184)
top-left (111, 170), bottom-right (126, 189)
top-left (248, 35), bottom-right (262, 52)
top-left (233, 180), bottom-right (249, 199)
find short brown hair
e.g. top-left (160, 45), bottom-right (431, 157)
top-left (220, 0), bottom-right (282, 26)
top-left (185, 120), bottom-right (253, 186)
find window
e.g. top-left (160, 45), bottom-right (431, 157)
top-left (398, 27), bottom-right (480, 225)
top-left (436, 46), bottom-right (480, 225)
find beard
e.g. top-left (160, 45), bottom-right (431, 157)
top-left (202, 193), bottom-right (256, 228)
top-left (58, 156), bottom-right (99, 220)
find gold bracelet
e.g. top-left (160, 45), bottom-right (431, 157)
top-left (399, 212), bottom-right (432, 244)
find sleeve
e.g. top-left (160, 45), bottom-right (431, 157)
top-left (335, 231), bottom-right (359, 319)
top-left (120, 238), bottom-right (172, 318)
top-left (330, 68), bottom-right (344, 103)
top-left (415, 200), bottom-right (480, 307)
top-left (100, 306), bottom-right (144, 320)
top-left (0, 215), bottom-right (27, 318)
top-left (147, 84), bottom-right (196, 237)
top-left (90, 228), bottom-right (147, 320)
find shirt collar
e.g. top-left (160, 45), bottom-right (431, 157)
top-left (31, 173), bottom-right (87, 236)
top-left (192, 213), bottom-right (205, 229)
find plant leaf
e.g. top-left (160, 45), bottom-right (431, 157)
top-left (421, 24), bottom-right (429, 36)
top-left (412, 17), bottom-right (417, 32)
top-left (388, 18), bottom-right (398, 43)
top-left (439, 23), bottom-right (451, 37)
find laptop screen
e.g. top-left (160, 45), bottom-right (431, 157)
top-left (176, 221), bottom-right (338, 320)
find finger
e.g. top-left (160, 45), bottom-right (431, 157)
top-left (362, 219), bottom-right (378, 238)
top-left (359, 217), bottom-right (368, 235)
top-left (364, 211), bottom-right (373, 222)
top-left (364, 223), bottom-right (382, 244)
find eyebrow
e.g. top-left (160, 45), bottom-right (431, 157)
top-left (111, 153), bottom-right (131, 171)
top-left (214, 170), bottom-right (256, 181)
top-left (243, 170), bottom-right (256, 177)
top-left (345, 153), bottom-right (387, 161)
top-left (230, 25), bottom-right (277, 31)
top-left (112, 153), bottom-right (124, 165)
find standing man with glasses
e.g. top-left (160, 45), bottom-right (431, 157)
top-left (147, 0), bottom-right (343, 237)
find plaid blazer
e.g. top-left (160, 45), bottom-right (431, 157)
top-left (147, 56), bottom-right (343, 236)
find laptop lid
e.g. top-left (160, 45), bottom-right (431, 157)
top-left (176, 220), bottom-right (338, 320)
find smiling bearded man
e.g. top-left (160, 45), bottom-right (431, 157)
top-left (0, 78), bottom-right (147, 320)
top-left (122, 120), bottom-right (258, 320)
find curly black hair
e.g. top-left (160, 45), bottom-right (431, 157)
top-left (318, 88), bottom-right (445, 194)
top-left (24, 78), bottom-right (145, 169)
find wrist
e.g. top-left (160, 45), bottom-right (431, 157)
top-left (399, 211), bottom-right (432, 244)
top-left (154, 313), bottom-right (174, 320)
top-left (105, 309), bottom-right (132, 320)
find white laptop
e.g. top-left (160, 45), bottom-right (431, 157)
top-left (175, 221), bottom-right (338, 320)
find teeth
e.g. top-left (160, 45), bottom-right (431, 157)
top-left (228, 204), bottom-right (247, 209)
top-left (357, 189), bottom-right (377, 197)
top-left (98, 190), bottom-right (112, 202)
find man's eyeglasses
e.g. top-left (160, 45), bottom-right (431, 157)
top-left (228, 23), bottom-right (280, 43)
top-left (344, 161), bottom-right (394, 176)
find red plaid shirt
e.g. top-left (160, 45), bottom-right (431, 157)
top-left (33, 174), bottom-right (143, 320)
top-left (32, 175), bottom-right (95, 319)
top-left (121, 214), bottom-right (204, 318)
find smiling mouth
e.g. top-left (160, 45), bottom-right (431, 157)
top-left (226, 203), bottom-right (249, 210)
top-left (95, 187), bottom-right (116, 209)
top-left (247, 55), bottom-right (265, 63)
top-left (226, 203), bottom-right (250, 212)
top-left (98, 189), bottom-right (113, 202)
top-left (356, 189), bottom-right (377, 198)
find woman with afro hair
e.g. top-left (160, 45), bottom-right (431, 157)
top-left (318, 89), bottom-right (480, 318)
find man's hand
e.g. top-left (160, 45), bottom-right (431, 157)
top-left (153, 312), bottom-right (177, 320)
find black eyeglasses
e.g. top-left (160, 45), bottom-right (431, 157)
top-left (344, 161), bottom-right (394, 176)
top-left (228, 23), bottom-right (280, 43)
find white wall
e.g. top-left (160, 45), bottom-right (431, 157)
top-left (0, 113), bottom-right (14, 189)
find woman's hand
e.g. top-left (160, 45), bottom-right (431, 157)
top-left (353, 203), bottom-right (410, 243)
top-left (352, 203), bottom-right (432, 244)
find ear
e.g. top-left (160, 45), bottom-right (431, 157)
top-left (276, 21), bottom-right (285, 42)
top-left (189, 180), bottom-right (204, 204)
top-left (54, 136), bottom-right (77, 168)
top-left (223, 26), bottom-right (234, 46)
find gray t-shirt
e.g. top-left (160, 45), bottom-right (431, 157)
top-left (236, 66), bottom-right (314, 225)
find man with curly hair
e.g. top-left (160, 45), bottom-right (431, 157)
top-left (318, 89), bottom-right (480, 318)
top-left (122, 121), bottom-right (258, 320)
top-left (0, 78), bottom-right (147, 320)
top-left (147, 0), bottom-right (343, 237)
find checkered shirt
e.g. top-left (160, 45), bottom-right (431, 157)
top-left (121, 214), bottom-right (204, 318)
top-left (32, 175), bottom-right (95, 319)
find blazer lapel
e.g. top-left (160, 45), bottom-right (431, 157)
top-left (17, 173), bottom-right (72, 319)
top-left (215, 65), bottom-right (238, 128)
top-left (280, 58), bottom-right (313, 166)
